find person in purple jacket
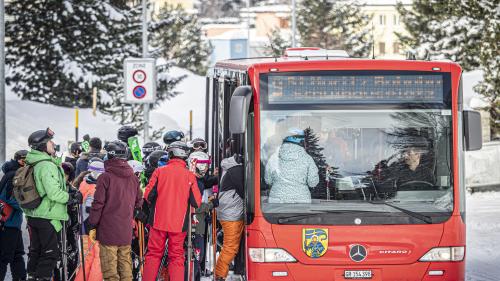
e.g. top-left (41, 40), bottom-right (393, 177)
top-left (88, 141), bottom-right (143, 281)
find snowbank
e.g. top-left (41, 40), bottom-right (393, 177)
top-left (5, 66), bottom-right (207, 158)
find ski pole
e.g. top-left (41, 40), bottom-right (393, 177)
top-left (77, 204), bottom-right (87, 281)
top-left (212, 209), bottom-right (217, 281)
top-left (155, 239), bottom-right (169, 281)
top-left (139, 221), bottom-right (144, 276)
top-left (187, 207), bottom-right (193, 281)
top-left (62, 221), bottom-right (68, 281)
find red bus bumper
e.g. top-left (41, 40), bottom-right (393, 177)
top-left (247, 261), bottom-right (465, 281)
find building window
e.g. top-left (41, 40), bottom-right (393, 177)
top-left (280, 18), bottom-right (289, 29)
top-left (393, 42), bottom-right (400, 54)
top-left (393, 15), bottom-right (398, 25)
top-left (379, 42), bottom-right (386, 55)
top-left (379, 15), bottom-right (386, 25)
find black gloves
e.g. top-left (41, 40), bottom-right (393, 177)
top-left (134, 208), bottom-right (148, 223)
top-left (211, 197), bottom-right (219, 208)
top-left (67, 190), bottom-right (83, 205)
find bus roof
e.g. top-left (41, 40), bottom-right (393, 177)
top-left (214, 57), bottom-right (461, 73)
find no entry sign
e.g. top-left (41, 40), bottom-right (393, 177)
top-left (124, 58), bottom-right (156, 103)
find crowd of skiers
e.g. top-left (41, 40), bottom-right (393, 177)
top-left (0, 126), bottom-right (245, 281)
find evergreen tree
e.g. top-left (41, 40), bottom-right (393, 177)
top-left (398, 0), bottom-right (499, 138)
top-left (7, 0), bottom-right (211, 138)
top-left (396, 0), bottom-right (481, 71)
top-left (151, 4), bottom-right (212, 76)
top-left (296, 0), bottom-right (371, 57)
top-left (304, 127), bottom-right (329, 200)
top-left (6, 0), bottom-right (128, 107)
top-left (472, 1), bottom-right (500, 138)
top-left (264, 28), bottom-right (291, 57)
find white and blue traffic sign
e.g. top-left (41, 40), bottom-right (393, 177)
top-left (124, 58), bottom-right (156, 104)
top-left (133, 86), bottom-right (147, 99)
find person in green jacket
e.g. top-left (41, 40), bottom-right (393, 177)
top-left (24, 128), bottom-right (83, 281)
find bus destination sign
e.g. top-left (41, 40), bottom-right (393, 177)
top-left (267, 74), bottom-right (444, 104)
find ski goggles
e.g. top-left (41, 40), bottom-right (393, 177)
top-left (192, 140), bottom-right (208, 150)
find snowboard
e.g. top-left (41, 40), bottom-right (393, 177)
top-left (128, 136), bottom-right (148, 186)
top-left (81, 140), bottom-right (90, 153)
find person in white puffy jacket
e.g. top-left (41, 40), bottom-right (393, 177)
top-left (265, 129), bottom-right (319, 204)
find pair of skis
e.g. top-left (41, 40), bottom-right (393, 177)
top-left (129, 136), bottom-right (147, 278)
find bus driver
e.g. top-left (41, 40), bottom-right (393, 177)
top-left (396, 141), bottom-right (436, 189)
top-left (265, 129), bottom-right (319, 203)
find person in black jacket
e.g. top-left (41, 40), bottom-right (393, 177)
top-left (64, 142), bottom-right (82, 179)
top-left (0, 150), bottom-right (28, 281)
top-left (75, 137), bottom-right (105, 177)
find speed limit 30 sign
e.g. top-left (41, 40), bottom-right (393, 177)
top-left (124, 58), bottom-right (156, 103)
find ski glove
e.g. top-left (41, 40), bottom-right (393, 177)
top-left (134, 208), bottom-right (147, 223)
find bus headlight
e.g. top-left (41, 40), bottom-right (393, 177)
top-left (249, 248), bottom-right (297, 263)
top-left (419, 247), bottom-right (465, 262)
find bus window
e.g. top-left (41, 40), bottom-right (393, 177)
top-left (260, 110), bottom-right (453, 225)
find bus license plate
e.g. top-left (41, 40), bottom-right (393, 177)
top-left (344, 270), bottom-right (372, 279)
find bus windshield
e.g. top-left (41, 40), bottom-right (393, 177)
top-left (259, 72), bottom-right (454, 225)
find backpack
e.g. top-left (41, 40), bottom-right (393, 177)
top-left (0, 176), bottom-right (13, 225)
top-left (12, 159), bottom-right (51, 209)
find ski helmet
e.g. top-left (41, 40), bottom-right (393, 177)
top-left (188, 138), bottom-right (208, 152)
top-left (146, 150), bottom-right (169, 169)
top-left (283, 128), bottom-right (305, 146)
top-left (163, 130), bottom-right (184, 146)
top-left (70, 142), bottom-right (82, 155)
top-left (167, 141), bottom-right (189, 159)
top-left (188, 151), bottom-right (211, 176)
top-left (117, 126), bottom-right (138, 143)
top-left (142, 142), bottom-right (162, 157)
top-left (104, 140), bottom-right (129, 160)
top-left (14, 150), bottom-right (28, 161)
top-left (88, 158), bottom-right (105, 180)
top-left (28, 128), bottom-right (55, 151)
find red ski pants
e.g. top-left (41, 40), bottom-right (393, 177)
top-left (143, 228), bottom-right (187, 281)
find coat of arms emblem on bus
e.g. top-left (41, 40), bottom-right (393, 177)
top-left (302, 228), bottom-right (328, 258)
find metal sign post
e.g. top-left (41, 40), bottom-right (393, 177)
top-left (0, 0), bottom-right (5, 162)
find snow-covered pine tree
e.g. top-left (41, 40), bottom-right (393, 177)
top-left (396, 0), bottom-right (481, 71)
top-left (304, 127), bottom-right (330, 200)
top-left (6, 0), bottom-right (128, 107)
top-left (264, 28), bottom-right (291, 57)
top-left (472, 1), bottom-right (500, 139)
top-left (151, 4), bottom-right (212, 76)
top-left (296, 0), bottom-right (371, 57)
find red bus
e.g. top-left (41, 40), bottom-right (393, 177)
top-left (205, 48), bottom-right (482, 281)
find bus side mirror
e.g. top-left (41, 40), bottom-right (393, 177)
top-left (464, 110), bottom-right (482, 151)
top-left (229, 86), bottom-right (252, 134)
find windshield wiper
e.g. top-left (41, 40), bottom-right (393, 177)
top-left (277, 210), bottom-right (377, 224)
top-left (369, 201), bottom-right (433, 224)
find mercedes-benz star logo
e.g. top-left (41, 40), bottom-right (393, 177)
top-left (349, 244), bottom-right (367, 262)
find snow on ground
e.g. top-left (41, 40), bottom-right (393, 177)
top-left (466, 191), bottom-right (500, 281)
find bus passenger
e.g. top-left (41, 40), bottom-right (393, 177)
top-left (215, 154), bottom-right (244, 281)
top-left (396, 143), bottom-right (435, 188)
top-left (265, 129), bottom-right (319, 203)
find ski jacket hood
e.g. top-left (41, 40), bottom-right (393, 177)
top-left (265, 143), bottom-right (319, 204)
top-left (89, 157), bottom-right (142, 246)
top-left (24, 149), bottom-right (69, 232)
top-left (1, 159), bottom-right (19, 174)
top-left (0, 160), bottom-right (23, 228)
top-left (104, 158), bottom-right (134, 178)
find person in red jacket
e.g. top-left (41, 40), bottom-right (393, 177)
top-left (88, 141), bottom-right (143, 281)
top-left (142, 141), bottom-right (202, 281)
